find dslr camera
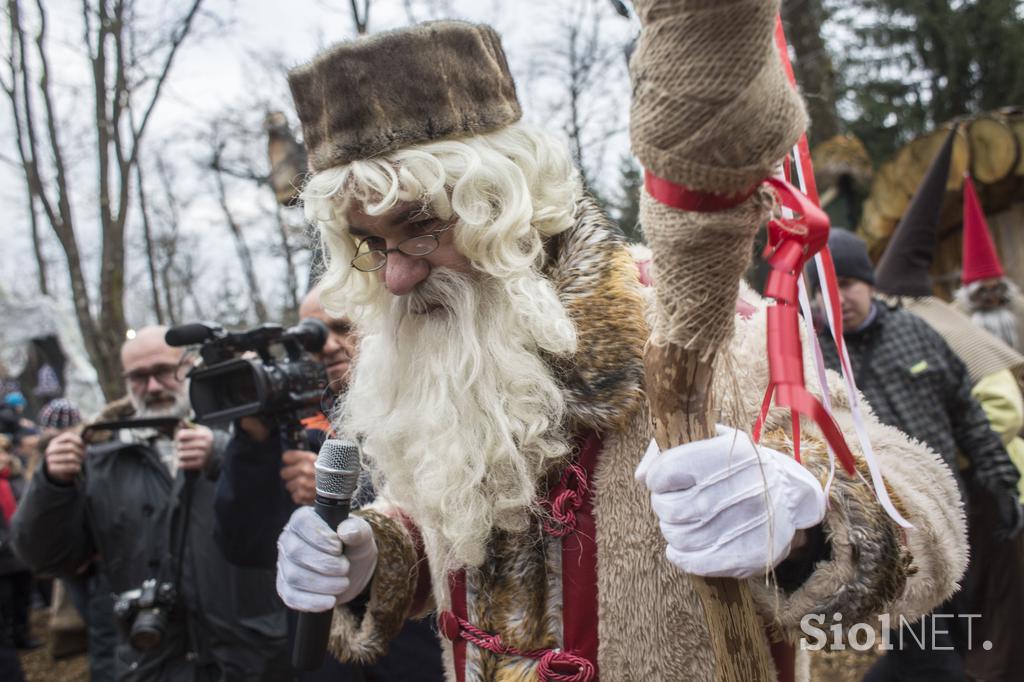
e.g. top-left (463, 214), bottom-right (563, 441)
top-left (113, 579), bottom-right (177, 652)
top-left (165, 318), bottom-right (329, 444)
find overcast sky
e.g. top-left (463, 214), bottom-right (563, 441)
top-left (0, 0), bottom-right (636, 325)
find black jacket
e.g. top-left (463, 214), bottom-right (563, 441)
top-left (215, 421), bottom-right (445, 682)
top-left (818, 302), bottom-right (1020, 503)
top-left (10, 417), bottom-right (288, 682)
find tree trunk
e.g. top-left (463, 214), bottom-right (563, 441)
top-left (4, 0), bottom-right (204, 401)
top-left (275, 204), bottom-right (300, 324)
top-left (214, 168), bottom-right (268, 322)
top-left (26, 191), bottom-right (48, 295)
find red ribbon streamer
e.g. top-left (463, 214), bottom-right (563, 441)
top-left (754, 177), bottom-right (857, 475)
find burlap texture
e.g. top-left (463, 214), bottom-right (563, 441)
top-left (642, 185), bottom-right (770, 356)
top-left (629, 0), bottom-right (807, 194)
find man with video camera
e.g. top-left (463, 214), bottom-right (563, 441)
top-left (214, 286), bottom-right (444, 681)
top-left (11, 326), bottom-right (289, 681)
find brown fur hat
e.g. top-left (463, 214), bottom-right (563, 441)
top-left (288, 20), bottom-right (522, 173)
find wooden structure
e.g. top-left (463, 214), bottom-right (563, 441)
top-left (852, 108), bottom-right (1024, 298)
top-left (813, 134), bottom-right (873, 232)
top-left (264, 111), bottom-right (308, 206)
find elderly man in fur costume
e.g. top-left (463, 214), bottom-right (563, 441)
top-left (275, 16), bottom-right (967, 682)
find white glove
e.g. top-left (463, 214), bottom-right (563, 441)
top-left (635, 424), bottom-right (826, 579)
top-left (276, 507), bottom-right (378, 612)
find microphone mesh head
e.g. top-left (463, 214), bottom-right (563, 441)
top-left (315, 439), bottom-right (362, 500)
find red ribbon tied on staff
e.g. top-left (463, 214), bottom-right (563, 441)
top-left (755, 176), bottom-right (856, 475)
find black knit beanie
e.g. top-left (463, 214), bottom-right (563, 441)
top-left (808, 229), bottom-right (875, 292)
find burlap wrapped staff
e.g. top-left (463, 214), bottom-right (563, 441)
top-left (629, 0), bottom-right (807, 680)
top-left (630, 0), bottom-right (806, 194)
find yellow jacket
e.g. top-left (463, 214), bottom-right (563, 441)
top-left (972, 369), bottom-right (1024, 502)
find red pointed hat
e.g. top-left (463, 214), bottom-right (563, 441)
top-left (961, 173), bottom-right (1004, 285)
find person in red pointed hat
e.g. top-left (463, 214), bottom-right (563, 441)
top-left (954, 174), bottom-right (1024, 353)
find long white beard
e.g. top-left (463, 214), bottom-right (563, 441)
top-left (339, 268), bottom-right (576, 579)
top-left (955, 281), bottom-right (1022, 352)
top-left (970, 306), bottom-right (1021, 351)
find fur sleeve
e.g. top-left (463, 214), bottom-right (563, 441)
top-left (720, 297), bottom-right (967, 638)
top-left (747, 394), bottom-right (967, 638)
top-left (327, 507), bottom-right (423, 664)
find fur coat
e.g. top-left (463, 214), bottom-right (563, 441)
top-left (326, 200), bottom-right (968, 681)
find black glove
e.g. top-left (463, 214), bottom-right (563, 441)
top-left (994, 491), bottom-right (1024, 541)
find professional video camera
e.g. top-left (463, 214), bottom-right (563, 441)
top-left (165, 318), bottom-right (329, 445)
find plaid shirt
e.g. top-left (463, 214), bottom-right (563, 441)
top-left (818, 302), bottom-right (1020, 499)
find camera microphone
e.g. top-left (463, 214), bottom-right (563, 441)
top-left (165, 323), bottom-right (217, 347)
top-left (292, 439), bottom-right (363, 671)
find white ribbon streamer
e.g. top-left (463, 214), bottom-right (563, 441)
top-left (790, 144), bottom-right (912, 529)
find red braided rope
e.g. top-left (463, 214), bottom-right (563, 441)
top-left (541, 462), bottom-right (590, 537)
top-left (440, 612), bottom-right (595, 682)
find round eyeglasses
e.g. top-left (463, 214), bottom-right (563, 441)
top-left (350, 220), bottom-right (455, 273)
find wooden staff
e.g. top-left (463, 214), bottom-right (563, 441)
top-left (642, 195), bottom-right (777, 682)
top-left (629, 0), bottom-right (808, 679)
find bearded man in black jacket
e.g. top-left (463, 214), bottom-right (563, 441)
top-left (12, 326), bottom-right (288, 681)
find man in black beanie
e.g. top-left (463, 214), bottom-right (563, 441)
top-left (820, 229), bottom-right (878, 332)
top-left (814, 230), bottom-right (1022, 681)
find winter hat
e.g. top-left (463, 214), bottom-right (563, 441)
top-left (874, 125), bottom-right (959, 297)
top-left (818, 229), bottom-right (875, 288)
top-left (38, 398), bottom-right (82, 430)
top-left (289, 21), bottom-right (522, 173)
top-left (33, 364), bottom-right (61, 397)
top-left (961, 173), bottom-right (1005, 285)
top-left (3, 392), bottom-right (26, 409)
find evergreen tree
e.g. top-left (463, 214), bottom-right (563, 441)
top-left (832, 0), bottom-right (1024, 160)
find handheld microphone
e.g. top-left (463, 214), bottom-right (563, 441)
top-left (292, 439), bottom-right (362, 671)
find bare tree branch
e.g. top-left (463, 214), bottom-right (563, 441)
top-left (3, 0), bottom-right (213, 398)
top-left (135, 159), bottom-right (164, 323)
top-left (4, 0), bottom-right (48, 293)
top-left (128, 0), bottom-right (203, 161)
top-left (34, 0), bottom-right (91, 310)
top-left (210, 142), bottom-right (269, 322)
top-left (275, 203), bottom-right (300, 322)
top-left (349, 0), bottom-right (369, 35)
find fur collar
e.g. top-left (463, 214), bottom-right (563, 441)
top-left (81, 396), bottom-right (136, 445)
top-left (543, 198), bottom-right (649, 434)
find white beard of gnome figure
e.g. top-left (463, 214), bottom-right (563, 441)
top-left (274, 11), bottom-right (967, 682)
top-left (954, 173), bottom-right (1024, 354)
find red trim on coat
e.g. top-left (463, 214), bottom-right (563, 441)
top-left (448, 570), bottom-right (468, 682)
top-left (394, 510), bottom-right (434, 616)
top-left (770, 640), bottom-right (795, 682)
top-left (560, 432), bottom-right (602, 679)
